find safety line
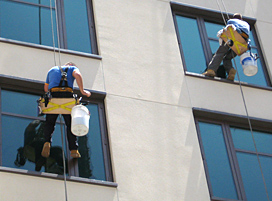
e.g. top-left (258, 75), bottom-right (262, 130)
top-left (49, 1), bottom-right (68, 200)
top-left (60, 115), bottom-right (68, 201)
top-left (232, 57), bottom-right (270, 201)
top-left (49, 0), bottom-right (57, 67)
top-left (215, 0), bottom-right (270, 200)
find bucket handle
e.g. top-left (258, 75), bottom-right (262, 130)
top-left (249, 46), bottom-right (259, 61)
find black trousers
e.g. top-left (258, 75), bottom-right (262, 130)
top-left (44, 92), bottom-right (78, 150)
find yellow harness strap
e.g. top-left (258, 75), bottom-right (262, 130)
top-left (221, 27), bottom-right (248, 55)
top-left (41, 100), bottom-right (76, 113)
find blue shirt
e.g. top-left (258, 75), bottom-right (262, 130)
top-left (45, 66), bottom-right (78, 90)
top-left (227, 19), bottom-right (250, 36)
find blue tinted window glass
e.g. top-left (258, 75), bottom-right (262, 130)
top-left (199, 122), bottom-right (238, 199)
top-left (205, 21), bottom-right (224, 39)
top-left (0, 1), bottom-right (57, 47)
top-left (78, 103), bottom-right (106, 181)
top-left (2, 115), bottom-right (68, 175)
top-left (259, 155), bottom-right (272, 198)
top-left (249, 32), bottom-right (256, 46)
top-left (230, 127), bottom-right (256, 151)
top-left (0, 0), bottom-right (55, 8)
top-left (231, 127), bottom-right (272, 154)
top-left (176, 15), bottom-right (206, 74)
top-left (41, 0), bottom-right (55, 7)
top-left (64, 0), bottom-right (92, 53)
top-left (236, 152), bottom-right (272, 200)
top-left (0, 1), bottom-right (39, 43)
top-left (1, 90), bottom-right (39, 117)
top-left (209, 40), bottom-right (220, 55)
top-left (41, 7), bottom-right (58, 47)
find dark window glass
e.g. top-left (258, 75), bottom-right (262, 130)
top-left (197, 118), bottom-right (272, 200)
top-left (176, 16), bottom-right (206, 74)
top-left (0, 0), bottom-right (96, 54)
top-left (231, 127), bottom-right (272, 154)
top-left (2, 90), bottom-right (39, 117)
top-left (16, 0), bottom-right (53, 6)
top-left (64, 0), bottom-right (92, 53)
top-left (1, 89), bottom-right (110, 181)
top-left (3, 115), bottom-right (67, 175)
top-left (236, 153), bottom-right (272, 200)
top-left (198, 122), bottom-right (238, 199)
top-left (0, 0), bottom-right (57, 47)
top-left (78, 103), bottom-right (106, 181)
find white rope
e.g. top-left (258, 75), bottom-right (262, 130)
top-left (60, 115), bottom-right (68, 201)
top-left (215, 0), bottom-right (227, 25)
top-left (49, 1), bottom-right (68, 200)
top-left (49, 0), bottom-right (57, 67)
top-left (215, 1), bottom-right (270, 200)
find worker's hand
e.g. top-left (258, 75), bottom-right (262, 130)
top-left (82, 90), bottom-right (91, 97)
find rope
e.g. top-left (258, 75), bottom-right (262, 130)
top-left (215, 1), bottom-right (270, 200)
top-left (49, 1), bottom-right (68, 200)
top-left (49, 0), bottom-right (57, 66)
top-left (215, 0), bottom-right (227, 25)
top-left (60, 115), bottom-right (68, 201)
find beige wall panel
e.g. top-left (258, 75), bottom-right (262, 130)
top-left (254, 21), bottom-right (272, 77)
top-left (105, 94), bottom-right (210, 201)
top-left (0, 42), bottom-right (105, 92)
top-left (247, 0), bottom-right (272, 22)
top-left (0, 172), bottom-right (117, 201)
top-left (168, 0), bottom-right (272, 23)
top-left (170, 0), bottom-right (257, 18)
top-left (186, 76), bottom-right (272, 120)
top-left (94, 0), bottom-right (190, 106)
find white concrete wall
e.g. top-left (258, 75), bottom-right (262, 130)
top-left (0, 0), bottom-right (271, 200)
top-left (0, 171), bottom-right (118, 201)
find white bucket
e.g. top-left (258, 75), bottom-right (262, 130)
top-left (240, 52), bottom-right (258, 76)
top-left (71, 105), bottom-right (90, 136)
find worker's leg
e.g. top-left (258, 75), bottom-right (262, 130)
top-left (208, 44), bottom-right (230, 72)
top-left (44, 114), bottom-right (59, 143)
top-left (42, 114), bottom-right (58, 158)
top-left (223, 49), bottom-right (237, 73)
top-left (223, 49), bottom-right (237, 81)
top-left (62, 114), bottom-right (78, 151)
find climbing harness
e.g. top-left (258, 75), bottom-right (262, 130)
top-left (37, 67), bottom-right (79, 115)
top-left (220, 24), bottom-right (248, 56)
top-left (215, 0), bottom-right (270, 200)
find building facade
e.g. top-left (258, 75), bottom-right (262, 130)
top-left (0, 0), bottom-right (271, 200)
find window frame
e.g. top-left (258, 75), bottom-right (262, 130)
top-left (0, 0), bottom-right (99, 56)
top-left (171, 2), bottom-right (271, 88)
top-left (194, 107), bottom-right (272, 200)
top-left (0, 75), bottom-right (114, 185)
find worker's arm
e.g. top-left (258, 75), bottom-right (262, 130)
top-left (72, 69), bottom-right (91, 97)
top-left (44, 83), bottom-right (49, 93)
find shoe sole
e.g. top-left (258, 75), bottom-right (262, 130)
top-left (41, 144), bottom-right (50, 158)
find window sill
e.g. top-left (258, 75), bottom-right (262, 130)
top-left (0, 166), bottom-right (117, 188)
top-left (185, 71), bottom-right (272, 91)
top-left (0, 37), bottom-right (102, 60)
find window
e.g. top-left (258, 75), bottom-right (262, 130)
top-left (171, 3), bottom-right (270, 87)
top-left (0, 0), bottom-right (97, 54)
top-left (194, 110), bottom-right (272, 200)
top-left (0, 77), bottom-right (112, 182)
